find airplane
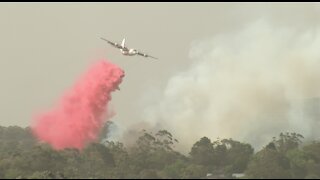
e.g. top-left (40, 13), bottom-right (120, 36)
top-left (100, 37), bottom-right (158, 60)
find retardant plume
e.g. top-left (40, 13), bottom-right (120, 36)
top-left (31, 60), bottom-right (124, 150)
top-left (141, 19), bottom-right (320, 153)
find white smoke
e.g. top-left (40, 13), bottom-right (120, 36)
top-left (141, 19), bottom-right (320, 153)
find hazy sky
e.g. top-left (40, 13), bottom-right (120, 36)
top-left (1, 2), bottom-right (320, 133)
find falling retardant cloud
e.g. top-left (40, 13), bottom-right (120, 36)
top-left (31, 60), bottom-right (124, 150)
top-left (141, 19), bottom-right (320, 153)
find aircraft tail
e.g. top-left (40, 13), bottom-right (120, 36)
top-left (121, 38), bottom-right (126, 48)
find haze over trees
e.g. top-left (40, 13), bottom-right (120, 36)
top-left (0, 124), bottom-right (319, 179)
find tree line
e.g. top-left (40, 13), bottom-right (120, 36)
top-left (0, 124), bottom-right (320, 179)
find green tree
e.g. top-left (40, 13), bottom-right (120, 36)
top-left (272, 132), bottom-right (304, 154)
top-left (189, 137), bottom-right (214, 167)
top-left (286, 149), bottom-right (309, 178)
top-left (27, 170), bottom-right (64, 179)
top-left (219, 138), bottom-right (254, 173)
top-left (161, 159), bottom-right (188, 179)
top-left (129, 130), bottom-right (184, 178)
top-left (139, 169), bottom-right (159, 179)
top-left (104, 141), bottom-right (134, 178)
top-left (245, 146), bottom-right (291, 178)
top-left (211, 139), bottom-right (227, 168)
top-left (80, 143), bottom-right (115, 178)
top-left (303, 141), bottom-right (320, 162)
top-left (302, 141), bottom-right (320, 178)
top-left (181, 164), bottom-right (207, 179)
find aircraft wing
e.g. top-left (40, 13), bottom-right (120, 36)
top-left (100, 37), bottom-right (123, 49)
top-left (137, 51), bottom-right (158, 60)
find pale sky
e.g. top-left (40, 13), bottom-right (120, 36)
top-left (1, 2), bottom-right (320, 129)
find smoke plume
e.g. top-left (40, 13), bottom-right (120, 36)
top-left (142, 19), bottom-right (320, 152)
top-left (32, 60), bottom-right (124, 150)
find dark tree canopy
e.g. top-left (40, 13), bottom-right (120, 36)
top-left (0, 126), bottom-right (319, 179)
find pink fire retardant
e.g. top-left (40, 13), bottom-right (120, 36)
top-left (31, 60), bottom-right (124, 150)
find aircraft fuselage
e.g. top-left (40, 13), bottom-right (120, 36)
top-left (120, 48), bottom-right (137, 56)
